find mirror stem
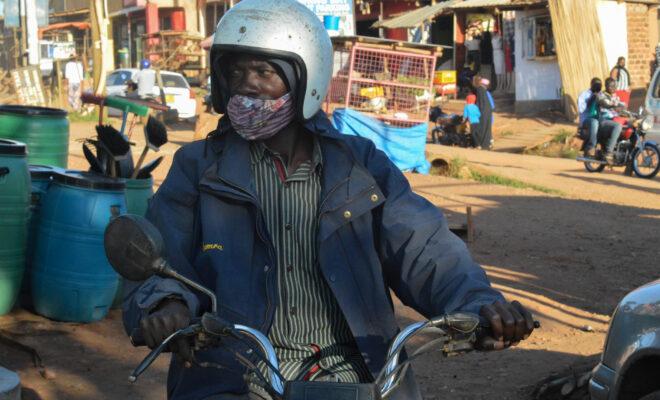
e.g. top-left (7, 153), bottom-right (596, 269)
top-left (155, 259), bottom-right (218, 313)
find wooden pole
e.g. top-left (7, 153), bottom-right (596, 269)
top-left (91, 0), bottom-right (110, 95)
top-left (379, 1), bottom-right (384, 39)
top-left (20, 0), bottom-right (28, 67)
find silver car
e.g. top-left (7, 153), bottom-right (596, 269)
top-left (644, 69), bottom-right (660, 146)
top-left (590, 280), bottom-right (660, 400)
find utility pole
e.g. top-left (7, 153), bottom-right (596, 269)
top-left (20, 0), bottom-right (27, 66)
top-left (91, 0), bottom-right (110, 95)
top-left (25, 0), bottom-right (39, 65)
top-left (379, 1), bottom-right (384, 39)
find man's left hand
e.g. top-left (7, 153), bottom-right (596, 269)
top-left (477, 300), bottom-right (535, 351)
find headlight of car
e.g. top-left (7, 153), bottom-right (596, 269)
top-left (641, 116), bottom-right (654, 132)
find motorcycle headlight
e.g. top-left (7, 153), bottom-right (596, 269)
top-left (641, 116), bottom-right (654, 132)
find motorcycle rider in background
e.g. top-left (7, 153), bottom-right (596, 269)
top-left (577, 78), bottom-right (602, 158)
top-left (597, 78), bottom-right (625, 164)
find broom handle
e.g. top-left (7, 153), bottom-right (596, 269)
top-left (131, 146), bottom-right (149, 179)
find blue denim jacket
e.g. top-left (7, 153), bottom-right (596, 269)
top-left (122, 112), bottom-right (504, 400)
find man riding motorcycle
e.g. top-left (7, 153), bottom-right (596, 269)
top-left (577, 78), bottom-right (602, 158)
top-left (597, 78), bottom-right (625, 164)
top-left (578, 78), bottom-right (624, 164)
top-left (121, 1), bottom-right (536, 399)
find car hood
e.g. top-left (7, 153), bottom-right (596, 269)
top-left (602, 280), bottom-right (660, 371)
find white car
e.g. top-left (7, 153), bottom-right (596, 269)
top-left (106, 69), bottom-right (197, 120)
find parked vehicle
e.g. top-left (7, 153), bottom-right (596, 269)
top-left (576, 111), bottom-right (660, 179)
top-left (590, 280), bottom-right (660, 400)
top-left (643, 68), bottom-right (660, 145)
top-left (103, 214), bottom-right (499, 400)
top-left (106, 69), bottom-right (197, 121)
top-left (429, 106), bottom-right (469, 147)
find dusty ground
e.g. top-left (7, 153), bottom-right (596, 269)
top-left (1, 115), bottom-right (659, 399)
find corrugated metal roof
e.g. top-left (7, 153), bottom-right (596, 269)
top-left (372, 0), bottom-right (462, 29)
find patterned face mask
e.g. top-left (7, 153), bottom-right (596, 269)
top-left (226, 93), bottom-right (296, 140)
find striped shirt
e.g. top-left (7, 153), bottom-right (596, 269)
top-left (614, 66), bottom-right (630, 91)
top-left (249, 139), bottom-right (372, 386)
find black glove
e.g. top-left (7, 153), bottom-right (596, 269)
top-left (140, 298), bottom-right (193, 364)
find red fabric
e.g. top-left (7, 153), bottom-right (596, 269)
top-left (616, 90), bottom-right (631, 107)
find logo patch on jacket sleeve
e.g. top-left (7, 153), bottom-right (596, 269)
top-left (203, 243), bottom-right (224, 252)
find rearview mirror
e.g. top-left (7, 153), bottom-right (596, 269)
top-left (104, 214), bottom-right (165, 281)
top-left (104, 214), bottom-right (219, 313)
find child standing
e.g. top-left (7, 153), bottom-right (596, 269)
top-left (463, 94), bottom-right (481, 147)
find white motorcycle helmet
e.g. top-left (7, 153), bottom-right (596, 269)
top-left (210, 0), bottom-right (333, 121)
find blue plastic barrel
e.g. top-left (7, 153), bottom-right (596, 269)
top-left (19, 165), bottom-right (63, 310)
top-left (0, 140), bottom-right (30, 315)
top-left (32, 171), bottom-right (126, 322)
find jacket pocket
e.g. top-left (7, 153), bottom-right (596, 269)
top-left (319, 185), bottom-right (385, 242)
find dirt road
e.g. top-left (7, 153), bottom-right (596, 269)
top-left (1, 121), bottom-right (658, 399)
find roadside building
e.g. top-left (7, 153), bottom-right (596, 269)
top-left (376, 0), bottom-right (660, 118)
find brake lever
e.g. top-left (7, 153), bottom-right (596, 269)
top-left (129, 324), bottom-right (202, 383)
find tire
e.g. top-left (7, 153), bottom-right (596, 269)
top-left (584, 151), bottom-right (606, 173)
top-left (632, 144), bottom-right (660, 179)
top-left (639, 390), bottom-right (660, 400)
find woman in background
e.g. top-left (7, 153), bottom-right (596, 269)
top-left (471, 76), bottom-right (494, 149)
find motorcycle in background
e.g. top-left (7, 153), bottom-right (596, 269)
top-left (576, 111), bottom-right (660, 179)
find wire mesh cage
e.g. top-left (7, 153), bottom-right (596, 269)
top-left (325, 41), bottom-right (437, 127)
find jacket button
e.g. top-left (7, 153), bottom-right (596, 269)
top-left (371, 194), bottom-right (379, 202)
top-left (264, 265), bottom-right (270, 272)
top-left (343, 211), bottom-right (351, 219)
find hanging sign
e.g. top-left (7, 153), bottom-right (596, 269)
top-left (297, 0), bottom-right (356, 36)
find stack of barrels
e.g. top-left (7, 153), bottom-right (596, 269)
top-left (0, 105), bottom-right (153, 323)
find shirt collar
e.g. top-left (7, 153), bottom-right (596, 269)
top-left (250, 133), bottom-right (323, 172)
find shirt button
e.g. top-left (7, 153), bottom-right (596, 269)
top-left (343, 211), bottom-right (352, 219)
top-left (287, 265), bottom-right (293, 272)
top-left (285, 223), bottom-right (292, 231)
top-left (264, 265), bottom-right (270, 272)
top-left (329, 274), bottom-right (336, 282)
top-left (371, 194), bottom-right (379, 202)
top-left (290, 306), bottom-right (297, 316)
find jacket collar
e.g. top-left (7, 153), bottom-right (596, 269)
top-left (202, 113), bottom-right (375, 209)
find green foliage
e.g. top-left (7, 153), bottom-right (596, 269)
top-left (468, 169), bottom-right (562, 195)
top-left (551, 129), bottom-right (574, 144)
top-left (431, 156), bottom-right (563, 195)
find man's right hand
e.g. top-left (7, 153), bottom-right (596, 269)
top-left (140, 298), bottom-right (193, 364)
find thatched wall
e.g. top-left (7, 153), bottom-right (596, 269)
top-left (548, 0), bottom-right (610, 121)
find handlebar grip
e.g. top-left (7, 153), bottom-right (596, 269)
top-left (130, 328), bottom-right (146, 347)
top-left (477, 319), bottom-right (541, 338)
